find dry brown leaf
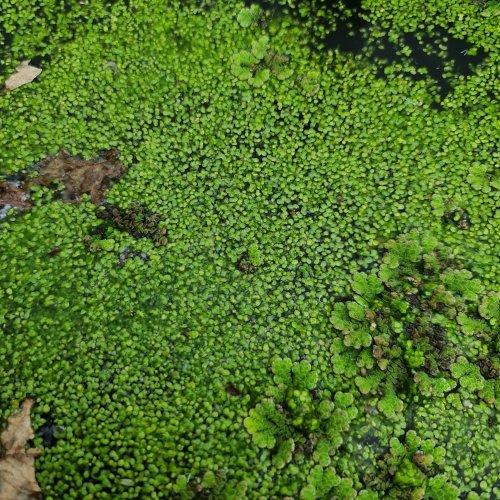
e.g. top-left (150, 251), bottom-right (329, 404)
top-left (26, 148), bottom-right (126, 204)
top-left (0, 399), bottom-right (42, 500)
top-left (1, 149), bottom-right (125, 217)
top-left (0, 183), bottom-right (32, 211)
top-left (4, 61), bottom-right (42, 92)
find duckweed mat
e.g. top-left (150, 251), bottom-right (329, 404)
top-left (0, 0), bottom-right (499, 498)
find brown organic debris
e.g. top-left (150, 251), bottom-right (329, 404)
top-left (0, 183), bottom-right (32, 210)
top-left (96, 201), bottom-right (167, 244)
top-left (26, 149), bottom-right (126, 204)
top-left (225, 383), bottom-right (242, 396)
top-left (118, 248), bottom-right (150, 267)
top-left (48, 246), bottom-right (61, 257)
top-left (237, 253), bottom-right (257, 273)
top-left (478, 358), bottom-right (499, 379)
top-left (1, 150), bottom-right (125, 217)
top-left (0, 399), bottom-right (42, 500)
top-left (4, 61), bottom-right (42, 92)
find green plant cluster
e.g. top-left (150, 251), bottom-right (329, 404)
top-left (231, 21), bottom-right (294, 87)
top-left (330, 232), bottom-right (497, 417)
top-left (412, 395), bottom-right (498, 496)
top-left (245, 358), bottom-right (357, 459)
top-left (0, 0), bottom-right (124, 74)
top-left (237, 242), bottom-right (263, 273)
top-left (0, 0), bottom-right (498, 497)
top-left (376, 430), bottom-right (457, 498)
top-left (245, 358), bottom-right (384, 499)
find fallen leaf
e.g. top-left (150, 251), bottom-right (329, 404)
top-left (26, 149), bottom-right (126, 204)
top-left (0, 399), bottom-right (42, 500)
top-left (4, 61), bottom-right (42, 92)
top-left (0, 182), bottom-right (32, 210)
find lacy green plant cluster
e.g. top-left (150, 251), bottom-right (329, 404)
top-left (326, 233), bottom-right (498, 498)
top-left (330, 232), bottom-right (497, 410)
top-left (0, 0), bottom-right (499, 498)
top-left (244, 359), bottom-right (359, 498)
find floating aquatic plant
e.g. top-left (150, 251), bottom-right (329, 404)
top-left (245, 358), bottom-right (358, 470)
top-left (330, 232), bottom-right (496, 424)
top-left (236, 4), bottom-right (262, 28)
top-left (0, 0), bottom-right (497, 497)
top-left (231, 32), bottom-right (293, 87)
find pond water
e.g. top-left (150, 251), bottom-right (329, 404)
top-left (0, 1), bottom-right (498, 498)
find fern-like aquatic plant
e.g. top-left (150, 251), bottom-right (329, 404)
top-left (244, 358), bottom-right (358, 469)
top-left (236, 4), bottom-right (262, 28)
top-left (329, 232), bottom-right (496, 421)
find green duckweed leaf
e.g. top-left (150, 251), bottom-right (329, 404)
top-left (248, 68), bottom-right (270, 88)
top-left (479, 292), bottom-right (499, 325)
top-left (344, 327), bottom-right (372, 349)
top-left (393, 458), bottom-right (426, 487)
top-left (351, 273), bottom-right (384, 302)
top-left (427, 475), bottom-right (460, 499)
top-left (272, 358), bottom-right (293, 386)
top-left (292, 360), bottom-right (318, 390)
top-left (273, 438), bottom-right (294, 469)
top-left (231, 50), bottom-right (257, 81)
top-left (347, 301), bottom-right (366, 321)
top-left (450, 357), bottom-right (485, 392)
top-left (377, 390), bottom-right (404, 418)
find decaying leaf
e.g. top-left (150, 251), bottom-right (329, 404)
top-left (0, 399), bottom-right (42, 500)
top-left (26, 149), bottom-right (126, 204)
top-left (0, 183), bottom-right (32, 211)
top-left (4, 61), bottom-right (42, 92)
top-left (0, 150), bottom-right (125, 218)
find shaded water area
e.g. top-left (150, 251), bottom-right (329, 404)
top-left (247, 0), bottom-right (486, 101)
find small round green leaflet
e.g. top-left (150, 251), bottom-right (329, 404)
top-left (249, 68), bottom-right (270, 88)
top-left (231, 50), bottom-right (257, 81)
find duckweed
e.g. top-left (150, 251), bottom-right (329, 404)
top-left (0, 0), bottom-right (498, 497)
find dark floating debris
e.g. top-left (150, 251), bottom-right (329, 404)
top-left (0, 149), bottom-right (126, 219)
top-left (0, 182), bottom-right (32, 211)
top-left (237, 254), bottom-right (257, 274)
top-left (225, 383), bottom-right (242, 396)
top-left (26, 148), bottom-right (126, 204)
top-left (83, 201), bottom-right (168, 256)
top-left (118, 248), bottom-right (150, 267)
top-left (95, 201), bottom-right (168, 246)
